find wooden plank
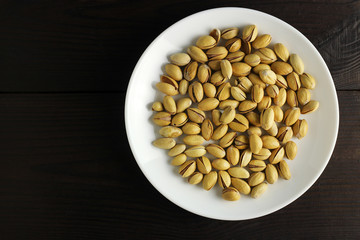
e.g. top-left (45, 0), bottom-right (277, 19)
top-left (0, 91), bottom-right (358, 239)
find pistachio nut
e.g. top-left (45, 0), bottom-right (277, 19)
top-left (188, 172), bottom-right (204, 185)
top-left (153, 111), bottom-right (171, 126)
top-left (171, 153), bottom-right (187, 166)
top-left (257, 96), bottom-right (272, 112)
top-left (179, 79), bottom-right (189, 95)
top-left (253, 63), bottom-right (271, 74)
top-left (252, 34), bottom-right (272, 49)
top-left (210, 70), bottom-right (226, 86)
top-left (270, 105), bottom-right (284, 122)
top-left (226, 51), bottom-right (245, 62)
top-left (259, 69), bottom-right (277, 85)
top-left (208, 60), bottom-right (221, 71)
top-left (242, 25), bottom-right (258, 42)
top-left (253, 148), bottom-right (271, 160)
top-left (297, 87), bottom-right (311, 106)
top-left (197, 63), bottom-right (212, 83)
top-left (234, 135), bottom-right (249, 150)
top-left (301, 100), bottom-right (319, 114)
top-left (241, 38), bottom-right (252, 54)
top-left (248, 172), bottom-right (265, 187)
top-left (273, 88), bottom-right (287, 106)
top-left (254, 48), bottom-right (277, 64)
top-left (225, 38), bottom-right (241, 52)
top-left (220, 106), bottom-right (236, 124)
top-left (185, 145), bottom-right (206, 157)
top-left (156, 75), bottom-right (179, 96)
top-left (169, 52), bottom-right (191, 66)
top-left (273, 43), bottom-right (289, 62)
top-left (261, 135), bottom-right (280, 150)
top-left (275, 74), bottom-right (288, 89)
top-left (245, 111), bottom-right (261, 127)
top-left (271, 61), bottom-right (293, 76)
top-left (231, 178), bottom-right (251, 195)
top-left (198, 97), bottom-right (219, 111)
top-left (221, 27), bottom-right (239, 40)
top-left (222, 187), bottom-right (241, 201)
top-left (196, 156), bottom-right (212, 174)
top-left (188, 81), bottom-right (204, 103)
top-left (212, 159), bottom-right (231, 171)
top-left (249, 134), bottom-right (263, 154)
top-left (183, 61), bottom-right (198, 81)
top-left (183, 135), bottom-right (205, 146)
top-left (165, 63), bottom-right (182, 81)
top-left (260, 108), bottom-right (275, 130)
top-left (231, 86), bottom-right (247, 101)
top-left (300, 73), bottom-right (316, 89)
top-left (168, 144), bottom-right (186, 157)
top-left (152, 101), bottom-right (163, 112)
top-left (229, 113), bottom-right (249, 132)
top-left (219, 132), bottom-right (237, 148)
top-left (211, 109), bottom-right (222, 126)
top-left (202, 171), bottom-right (218, 191)
top-left (182, 122), bottom-right (201, 135)
top-left (152, 137), bottom-right (176, 149)
top-left (292, 119), bottom-right (308, 139)
top-left (228, 167), bottom-right (250, 178)
top-left (283, 107), bottom-right (301, 126)
top-left (239, 148), bottom-right (252, 167)
top-left (244, 53), bottom-right (261, 67)
top-left (218, 170), bottom-right (231, 189)
top-left (201, 119), bottom-right (214, 141)
top-left (277, 126), bottom-right (293, 143)
top-left (278, 160), bottom-right (291, 180)
top-left (235, 76), bottom-right (253, 93)
top-left (232, 62), bottom-right (251, 77)
top-left (159, 126), bottom-right (182, 138)
top-left (203, 82), bottom-right (217, 98)
top-left (238, 100), bottom-right (257, 114)
top-left (251, 182), bottom-right (268, 198)
top-left (206, 144), bottom-right (226, 158)
top-left (187, 108), bottom-right (206, 123)
top-left (212, 124), bottom-right (228, 140)
top-left (285, 141), bottom-right (297, 160)
top-left (209, 28), bottom-right (221, 44)
top-left (171, 112), bottom-right (188, 126)
top-left (251, 84), bottom-right (264, 103)
top-left (178, 160), bottom-right (196, 178)
top-left (287, 72), bottom-right (301, 91)
top-left (286, 89), bottom-right (299, 107)
top-left (249, 160), bottom-right (267, 172)
top-left (269, 146), bottom-right (285, 164)
top-left (220, 59), bottom-right (232, 79)
top-left (206, 46), bottom-right (228, 61)
top-left (289, 53), bottom-right (304, 75)
top-left (219, 100), bottom-right (240, 109)
top-left (266, 122), bottom-right (278, 137)
top-left (265, 84), bottom-right (279, 98)
top-left (187, 46), bottom-right (208, 63)
top-left (247, 126), bottom-right (262, 137)
top-left (226, 145), bottom-right (240, 165)
top-left (196, 35), bottom-right (217, 50)
top-left (265, 164), bottom-right (278, 184)
top-left (163, 95), bottom-right (177, 115)
top-left (176, 97), bottom-right (192, 113)
top-left (216, 82), bottom-right (231, 101)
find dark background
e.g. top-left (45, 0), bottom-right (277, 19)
top-left (0, 0), bottom-right (359, 239)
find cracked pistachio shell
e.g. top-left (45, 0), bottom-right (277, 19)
top-left (153, 111), bottom-right (171, 126)
top-left (178, 160), bottom-right (196, 178)
top-left (253, 148), bottom-right (271, 160)
top-left (277, 126), bottom-right (293, 143)
top-left (244, 53), bottom-right (261, 67)
top-left (286, 89), bottom-right (299, 107)
top-left (209, 28), bottom-right (221, 43)
top-left (248, 172), bottom-right (265, 187)
top-left (275, 74), bottom-right (288, 89)
top-left (261, 135), bottom-right (280, 149)
top-left (287, 72), bottom-right (301, 91)
top-left (185, 145), bottom-right (206, 157)
top-left (156, 75), bottom-right (179, 96)
top-left (206, 46), bottom-right (228, 61)
top-left (251, 84), bottom-right (264, 103)
top-left (232, 62), bottom-right (251, 77)
top-left (198, 97), bottom-right (219, 111)
top-left (184, 61), bottom-right (198, 81)
top-left (241, 38), bottom-right (252, 54)
top-left (269, 147), bottom-right (285, 164)
top-left (273, 88), bottom-right (287, 106)
top-left (273, 43), bottom-right (289, 62)
top-left (179, 79), bottom-right (189, 95)
top-left (289, 54), bottom-right (304, 75)
top-left (231, 178), bottom-right (251, 195)
top-left (265, 164), bottom-right (278, 184)
top-left (216, 82), bottom-right (231, 101)
top-left (196, 35), bottom-right (217, 50)
top-left (219, 132), bottom-right (237, 148)
top-left (234, 135), bottom-right (249, 150)
top-left (220, 106), bottom-right (236, 124)
top-left (202, 171), bottom-right (218, 191)
top-left (198, 64), bottom-right (212, 83)
top-left (188, 81), bottom-right (204, 103)
top-left (226, 51), bottom-right (245, 62)
top-left (218, 171), bottom-right (231, 189)
top-left (225, 38), bottom-right (241, 52)
top-left (227, 145), bottom-right (240, 165)
top-left (283, 107), bottom-right (301, 126)
top-left (211, 109), bottom-right (222, 126)
top-left (171, 153), bottom-right (187, 166)
top-left (229, 113), bottom-right (249, 132)
top-left (210, 70), bottom-right (226, 86)
top-left (300, 73), bottom-right (316, 89)
top-left (187, 46), bottom-right (208, 63)
top-left (257, 96), bottom-right (272, 112)
top-left (235, 76), bottom-right (253, 93)
top-left (279, 160), bottom-right (291, 180)
top-left (163, 95), bottom-right (176, 115)
top-left (176, 97), bottom-right (192, 113)
top-left (220, 59), bottom-right (232, 79)
top-left (265, 84), bottom-right (279, 98)
top-left (212, 124), bottom-right (228, 140)
top-left (251, 182), bottom-right (268, 198)
top-left (196, 156), bottom-right (212, 174)
top-left (248, 160), bottom-right (266, 172)
top-left (246, 111), bottom-right (261, 127)
top-left (301, 100), bottom-right (319, 114)
top-left (221, 27), bottom-right (239, 39)
top-left (285, 141), bottom-right (297, 160)
top-left (254, 48), bottom-right (277, 64)
top-left (168, 144), bottom-right (186, 157)
top-left (271, 61), bottom-right (293, 76)
top-left (201, 119), bottom-right (213, 141)
top-left (203, 83), bottom-right (217, 98)
top-left (187, 108), bottom-right (205, 123)
top-left (188, 172), bottom-right (203, 185)
top-left (228, 167), bottom-right (250, 178)
top-left (249, 134), bottom-right (263, 154)
top-left (152, 137), bottom-right (176, 149)
top-left (170, 52), bottom-right (191, 66)
top-left (182, 122), bottom-right (201, 135)
top-left (252, 34), bottom-right (272, 49)
top-left (231, 86), bottom-right (247, 101)
top-left (222, 187), bottom-right (241, 201)
top-left (212, 159), bottom-right (231, 171)
top-left (297, 87), bottom-right (311, 105)
top-left (165, 63), bottom-right (182, 81)
top-left (159, 126), bottom-right (182, 138)
top-left (259, 69), bottom-right (277, 85)
top-left (171, 112), bottom-right (188, 127)
top-left (152, 101), bottom-right (163, 111)
top-left (271, 105), bottom-right (284, 122)
top-left (292, 119), bottom-right (308, 139)
top-left (183, 135), bottom-right (205, 146)
top-left (260, 107), bottom-right (275, 131)
top-left (208, 60), bottom-right (222, 70)
top-left (206, 144), bottom-right (226, 158)
top-left (238, 100), bottom-right (257, 114)
top-left (242, 25), bottom-right (258, 42)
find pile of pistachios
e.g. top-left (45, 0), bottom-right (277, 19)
top-left (151, 25), bottom-right (319, 201)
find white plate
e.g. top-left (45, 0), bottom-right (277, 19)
top-left (125, 7), bottom-right (339, 220)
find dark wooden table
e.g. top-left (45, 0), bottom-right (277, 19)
top-left (0, 1), bottom-right (359, 239)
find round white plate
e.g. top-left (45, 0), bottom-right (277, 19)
top-left (125, 7), bottom-right (339, 220)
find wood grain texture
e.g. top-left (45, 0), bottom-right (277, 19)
top-left (0, 92), bottom-right (358, 239)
